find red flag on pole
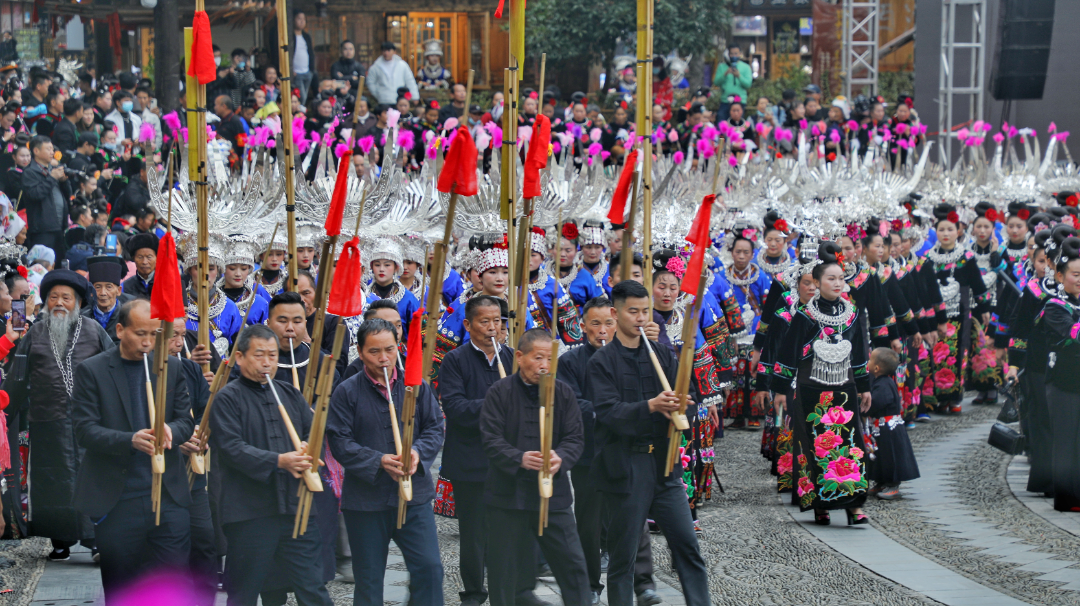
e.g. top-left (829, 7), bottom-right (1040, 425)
top-left (522, 114), bottom-right (550, 199)
top-left (324, 150), bottom-right (351, 237)
top-left (404, 307), bottom-right (425, 386)
top-left (681, 194), bottom-right (716, 296)
top-left (607, 150), bottom-right (638, 225)
top-left (187, 11), bottom-right (217, 85)
top-left (436, 126), bottom-right (478, 196)
top-left (150, 233), bottom-right (186, 321)
top-left (327, 237), bottom-right (365, 317)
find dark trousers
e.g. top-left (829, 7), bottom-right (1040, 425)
top-left (1024, 372), bottom-right (1054, 494)
top-left (452, 480), bottom-right (489, 603)
top-left (94, 493), bottom-right (191, 604)
top-left (603, 455), bottom-right (710, 606)
top-left (1047, 384), bottom-right (1080, 512)
top-left (486, 506), bottom-right (591, 606)
top-left (574, 466), bottom-right (656, 595)
top-left (25, 230), bottom-right (65, 262)
top-left (344, 505), bottom-right (444, 606)
top-left (222, 515), bottom-right (333, 606)
top-left (189, 485), bottom-right (218, 606)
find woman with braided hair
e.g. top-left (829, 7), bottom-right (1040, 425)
top-left (772, 241), bottom-right (872, 525)
top-left (1038, 235), bottom-right (1080, 511)
top-left (914, 203), bottom-right (992, 414)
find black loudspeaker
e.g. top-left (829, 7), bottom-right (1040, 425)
top-left (990, 0), bottom-right (1056, 100)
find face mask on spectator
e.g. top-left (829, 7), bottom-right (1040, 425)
top-left (214, 56), bottom-right (222, 66)
top-left (121, 101), bottom-right (133, 113)
top-left (103, 142), bottom-right (117, 151)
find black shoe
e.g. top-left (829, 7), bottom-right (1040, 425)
top-left (591, 591), bottom-right (602, 605)
top-left (600, 551), bottom-right (609, 573)
top-left (846, 509), bottom-right (870, 525)
top-left (91, 548), bottom-right (100, 564)
top-left (516, 592), bottom-right (551, 606)
top-left (813, 510), bottom-right (831, 526)
top-left (637, 589), bottom-right (663, 606)
top-left (48, 547), bottom-right (70, 561)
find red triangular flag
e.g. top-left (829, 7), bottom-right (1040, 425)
top-left (607, 150), bottom-right (638, 225)
top-left (187, 11), bottom-right (217, 85)
top-left (404, 307), bottom-right (425, 386)
top-left (325, 150), bottom-right (351, 237)
top-left (150, 232), bottom-right (185, 321)
top-left (681, 194), bottom-right (716, 297)
top-left (522, 114), bottom-right (550, 199)
top-left (436, 126), bottom-right (478, 196)
top-left (327, 237), bottom-right (365, 317)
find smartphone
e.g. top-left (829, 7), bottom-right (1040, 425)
top-left (11, 299), bottom-right (25, 332)
top-left (105, 234), bottom-right (118, 255)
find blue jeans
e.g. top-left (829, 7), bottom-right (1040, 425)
top-left (293, 71), bottom-right (314, 106)
top-left (343, 505), bottom-right (444, 606)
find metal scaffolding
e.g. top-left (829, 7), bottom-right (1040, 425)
top-left (936, 0), bottom-right (987, 166)
top-left (842, 0), bottom-right (879, 99)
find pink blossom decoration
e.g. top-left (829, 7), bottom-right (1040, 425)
top-left (358, 135), bottom-right (375, 155)
top-left (665, 256), bottom-right (686, 279)
top-left (820, 406), bottom-right (853, 426)
top-left (956, 128), bottom-right (970, 141)
top-left (1049, 121), bottom-right (1057, 133)
top-left (587, 142), bottom-right (602, 156)
top-left (444, 117), bottom-right (459, 130)
top-left (672, 151), bottom-right (685, 165)
top-left (993, 132), bottom-right (1005, 145)
top-left (589, 128), bottom-right (602, 142)
top-left (728, 155), bottom-right (738, 167)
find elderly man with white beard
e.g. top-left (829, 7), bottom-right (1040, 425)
top-left (5, 269), bottom-right (113, 560)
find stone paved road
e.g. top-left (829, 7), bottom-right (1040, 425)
top-left (11, 395), bottom-right (1080, 605)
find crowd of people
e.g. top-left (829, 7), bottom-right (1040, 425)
top-left (0, 15), bottom-right (1076, 606)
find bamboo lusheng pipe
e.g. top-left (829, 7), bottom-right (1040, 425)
top-left (511, 197), bottom-right (534, 371)
top-left (265, 374), bottom-right (323, 493)
top-left (620, 173), bottom-right (640, 283)
top-left (302, 237), bottom-right (337, 402)
top-left (289, 338), bottom-right (300, 390)
top-left (293, 349), bottom-right (337, 537)
top-left (294, 322), bottom-right (346, 537)
top-left (397, 381), bottom-right (419, 528)
top-left (274, 0), bottom-right (298, 292)
top-left (664, 264), bottom-right (710, 476)
top-left (188, 352), bottom-right (233, 478)
top-left (537, 332), bottom-right (560, 535)
top-left (493, 334), bottom-right (506, 379)
top-left (421, 193), bottom-right (459, 382)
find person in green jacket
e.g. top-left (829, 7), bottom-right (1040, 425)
top-left (713, 43), bottom-right (753, 121)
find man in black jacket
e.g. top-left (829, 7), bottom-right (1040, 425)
top-left (330, 40), bottom-right (365, 98)
top-left (82, 255), bottom-right (133, 342)
top-left (122, 232), bottom-right (157, 299)
top-left (214, 95), bottom-right (246, 157)
top-left (5, 269), bottom-right (113, 559)
top-left (327, 319), bottom-right (444, 606)
top-left (584, 280), bottom-right (710, 606)
top-left (560, 295), bottom-right (658, 605)
top-left (170, 318), bottom-right (219, 606)
top-left (209, 324), bottom-right (333, 606)
top-left (51, 98), bottom-right (82, 154)
top-left (111, 159), bottom-right (151, 223)
top-left (480, 328), bottom-right (590, 606)
top-left (71, 299), bottom-right (193, 602)
top-left (437, 295), bottom-right (515, 606)
top-left (23, 136), bottom-right (71, 260)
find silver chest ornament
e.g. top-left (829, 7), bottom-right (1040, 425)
top-left (810, 338), bottom-right (852, 385)
top-left (940, 276), bottom-right (961, 318)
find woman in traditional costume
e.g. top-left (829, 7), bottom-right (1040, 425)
top-left (773, 241), bottom-right (871, 525)
top-left (1038, 235), bottom-right (1080, 512)
top-left (915, 203), bottom-right (991, 414)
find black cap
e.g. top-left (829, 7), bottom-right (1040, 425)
top-left (469, 104), bottom-right (482, 115)
top-left (40, 269), bottom-right (90, 307)
top-left (87, 255), bottom-right (127, 286)
top-left (803, 84), bottom-right (821, 94)
top-left (79, 131), bottom-right (99, 148)
top-left (126, 232), bottom-right (159, 256)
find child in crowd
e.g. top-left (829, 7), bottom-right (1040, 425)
top-left (867, 347), bottom-right (921, 499)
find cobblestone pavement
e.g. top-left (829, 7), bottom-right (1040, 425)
top-left (13, 395), bottom-right (1080, 605)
